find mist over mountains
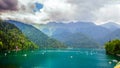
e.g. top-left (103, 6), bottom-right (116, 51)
top-left (39, 21), bottom-right (120, 47)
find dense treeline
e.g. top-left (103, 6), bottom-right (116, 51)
top-left (105, 39), bottom-right (120, 55)
top-left (0, 20), bottom-right (38, 51)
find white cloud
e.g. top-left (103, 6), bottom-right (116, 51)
top-left (0, 0), bottom-right (120, 25)
top-left (94, 4), bottom-right (120, 25)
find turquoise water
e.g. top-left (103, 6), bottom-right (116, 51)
top-left (0, 49), bottom-right (119, 68)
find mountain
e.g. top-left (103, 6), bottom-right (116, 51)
top-left (100, 29), bottom-right (120, 45)
top-left (39, 22), bottom-right (110, 45)
top-left (51, 29), bottom-right (100, 48)
top-left (52, 30), bottom-right (72, 42)
top-left (101, 22), bottom-right (120, 31)
top-left (39, 22), bottom-right (97, 35)
top-left (61, 33), bottom-right (99, 48)
top-left (7, 20), bottom-right (67, 49)
top-left (0, 20), bottom-right (38, 51)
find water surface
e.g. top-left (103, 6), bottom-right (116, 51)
top-left (0, 49), bottom-right (118, 68)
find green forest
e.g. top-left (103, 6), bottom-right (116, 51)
top-left (105, 39), bottom-right (120, 55)
top-left (0, 20), bottom-right (38, 51)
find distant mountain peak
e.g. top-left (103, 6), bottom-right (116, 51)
top-left (101, 22), bottom-right (120, 31)
top-left (103, 22), bottom-right (120, 26)
top-left (103, 22), bottom-right (120, 27)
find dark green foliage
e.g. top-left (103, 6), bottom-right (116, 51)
top-left (105, 39), bottom-right (120, 55)
top-left (0, 20), bottom-right (38, 51)
top-left (7, 20), bottom-right (67, 49)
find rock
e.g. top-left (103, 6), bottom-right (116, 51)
top-left (112, 60), bottom-right (118, 63)
top-left (23, 54), bottom-right (27, 57)
top-left (70, 56), bottom-right (73, 58)
top-left (4, 53), bottom-right (7, 56)
top-left (109, 61), bottom-right (112, 64)
top-left (116, 54), bottom-right (120, 57)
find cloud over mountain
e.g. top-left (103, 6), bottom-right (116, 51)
top-left (0, 0), bottom-right (120, 25)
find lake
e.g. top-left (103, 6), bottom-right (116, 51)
top-left (0, 49), bottom-right (119, 68)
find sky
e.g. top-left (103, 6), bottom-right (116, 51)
top-left (0, 0), bottom-right (120, 25)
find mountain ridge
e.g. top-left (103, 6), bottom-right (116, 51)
top-left (39, 22), bottom-right (111, 44)
top-left (7, 20), bottom-right (67, 49)
top-left (101, 22), bottom-right (120, 31)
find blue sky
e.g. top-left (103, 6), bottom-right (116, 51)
top-left (33, 3), bottom-right (43, 12)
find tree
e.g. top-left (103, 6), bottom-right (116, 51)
top-left (105, 39), bottom-right (120, 55)
top-left (0, 20), bottom-right (39, 51)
